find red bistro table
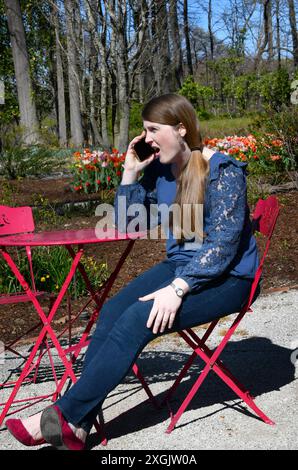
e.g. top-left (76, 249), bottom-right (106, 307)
top-left (0, 227), bottom-right (153, 428)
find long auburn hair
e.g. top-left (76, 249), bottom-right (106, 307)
top-left (142, 94), bottom-right (209, 242)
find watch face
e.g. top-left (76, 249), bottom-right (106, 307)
top-left (171, 282), bottom-right (184, 297)
top-left (177, 288), bottom-right (184, 297)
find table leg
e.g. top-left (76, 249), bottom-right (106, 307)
top-left (0, 248), bottom-right (85, 425)
top-left (55, 240), bottom-right (136, 394)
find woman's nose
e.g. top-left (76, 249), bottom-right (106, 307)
top-left (145, 132), bottom-right (152, 143)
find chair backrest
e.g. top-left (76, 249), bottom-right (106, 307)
top-left (251, 195), bottom-right (280, 239)
top-left (246, 195), bottom-right (280, 310)
top-left (0, 205), bottom-right (35, 237)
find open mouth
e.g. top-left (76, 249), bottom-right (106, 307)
top-left (152, 146), bottom-right (160, 156)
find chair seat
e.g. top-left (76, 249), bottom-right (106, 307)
top-left (0, 291), bottom-right (52, 305)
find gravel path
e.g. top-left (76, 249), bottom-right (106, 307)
top-left (0, 288), bottom-right (297, 450)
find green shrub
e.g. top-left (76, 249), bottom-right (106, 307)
top-left (250, 105), bottom-right (297, 172)
top-left (257, 68), bottom-right (291, 112)
top-left (0, 124), bottom-right (71, 179)
top-left (0, 146), bottom-right (69, 179)
top-left (179, 76), bottom-right (214, 111)
top-left (0, 247), bottom-right (110, 298)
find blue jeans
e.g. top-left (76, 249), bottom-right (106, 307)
top-left (56, 259), bottom-right (259, 432)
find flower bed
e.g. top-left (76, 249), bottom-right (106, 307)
top-left (204, 134), bottom-right (292, 173)
top-left (70, 148), bottom-right (125, 194)
top-left (69, 133), bottom-right (294, 196)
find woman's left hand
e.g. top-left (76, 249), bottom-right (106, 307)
top-left (139, 286), bottom-right (182, 334)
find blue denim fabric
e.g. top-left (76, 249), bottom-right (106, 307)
top-left (55, 259), bottom-right (259, 432)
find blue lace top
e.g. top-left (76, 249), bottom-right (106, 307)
top-left (114, 152), bottom-right (259, 292)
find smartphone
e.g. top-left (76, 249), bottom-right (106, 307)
top-left (134, 137), bottom-right (155, 161)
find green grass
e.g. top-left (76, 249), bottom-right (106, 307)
top-left (200, 116), bottom-right (253, 139)
top-left (130, 116), bottom-right (254, 142)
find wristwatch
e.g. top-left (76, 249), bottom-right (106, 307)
top-left (170, 282), bottom-right (185, 298)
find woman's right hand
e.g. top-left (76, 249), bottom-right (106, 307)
top-left (123, 131), bottom-right (156, 175)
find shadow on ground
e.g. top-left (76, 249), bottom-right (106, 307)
top-left (1, 336), bottom-right (295, 449)
top-left (83, 336), bottom-right (294, 448)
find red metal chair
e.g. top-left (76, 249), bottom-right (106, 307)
top-left (0, 206), bottom-right (54, 358)
top-left (159, 195), bottom-right (280, 433)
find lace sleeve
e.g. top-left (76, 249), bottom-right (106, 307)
top-left (175, 163), bottom-right (247, 292)
top-left (114, 163), bottom-right (159, 232)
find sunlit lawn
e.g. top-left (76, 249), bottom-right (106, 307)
top-left (200, 116), bottom-right (254, 139)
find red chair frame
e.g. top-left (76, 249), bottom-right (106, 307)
top-left (0, 206), bottom-right (55, 359)
top-left (160, 195), bottom-right (280, 433)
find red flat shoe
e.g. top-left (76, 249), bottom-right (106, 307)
top-left (40, 405), bottom-right (85, 450)
top-left (5, 418), bottom-right (46, 446)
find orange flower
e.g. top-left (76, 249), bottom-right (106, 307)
top-left (228, 148), bottom-right (239, 155)
top-left (270, 155), bottom-right (281, 161)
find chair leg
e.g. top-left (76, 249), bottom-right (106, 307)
top-left (94, 417), bottom-right (108, 446)
top-left (213, 361), bottom-right (275, 426)
top-left (132, 363), bottom-right (160, 409)
top-left (166, 361), bottom-right (211, 433)
top-left (165, 358), bottom-right (275, 433)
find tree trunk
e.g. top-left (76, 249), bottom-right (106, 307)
top-left (130, 0), bottom-right (151, 102)
top-left (105, 0), bottom-right (150, 149)
top-left (169, 0), bottom-right (183, 89)
top-left (288, 0), bottom-right (298, 67)
top-left (276, 0), bottom-right (281, 68)
top-left (110, 24), bottom-right (118, 148)
top-left (152, 0), bottom-right (171, 94)
top-left (208, 0), bottom-right (214, 60)
top-left (64, 0), bottom-right (84, 147)
top-left (265, 0), bottom-right (274, 64)
top-left (104, 0), bottom-right (126, 151)
top-left (4, 0), bottom-right (40, 144)
top-left (80, 20), bottom-right (90, 145)
top-left (53, 3), bottom-right (67, 147)
top-left (255, 0), bottom-right (274, 67)
top-left (85, 0), bottom-right (110, 149)
top-left (116, 1), bottom-right (130, 152)
top-left (183, 0), bottom-right (193, 76)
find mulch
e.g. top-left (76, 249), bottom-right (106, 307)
top-left (0, 177), bottom-right (297, 345)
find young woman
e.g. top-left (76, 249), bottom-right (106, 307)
top-left (6, 94), bottom-right (260, 450)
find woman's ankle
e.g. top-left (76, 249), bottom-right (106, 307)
top-left (21, 412), bottom-right (43, 440)
top-left (68, 423), bottom-right (87, 442)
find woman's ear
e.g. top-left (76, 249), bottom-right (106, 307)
top-left (178, 123), bottom-right (187, 138)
